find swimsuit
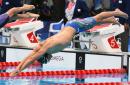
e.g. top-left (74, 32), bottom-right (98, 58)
top-left (65, 17), bottom-right (97, 33)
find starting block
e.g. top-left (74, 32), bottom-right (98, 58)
top-left (3, 18), bottom-right (44, 48)
top-left (79, 23), bottom-right (124, 52)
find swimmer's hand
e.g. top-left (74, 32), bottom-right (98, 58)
top-left (22, 4), bottom-right (35, 11)
top-left (10, 69), bottom-right (20, 77)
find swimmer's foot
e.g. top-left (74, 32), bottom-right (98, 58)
top-left (110, 16), bottom-right (120, 25)
top-left (115, 8), bottom-right (128, 19)
top-left (22, 4), bottom-right (35, 11)
top-left (26, 12), bottom-right (40, 18)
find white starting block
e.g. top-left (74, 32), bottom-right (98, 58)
top-left (3, 18), bottom-right (44, 48)
top-left (79, 23), bottom-right (124, 52)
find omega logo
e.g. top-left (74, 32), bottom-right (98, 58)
top-left (79, 56), bottom-right (83, 64)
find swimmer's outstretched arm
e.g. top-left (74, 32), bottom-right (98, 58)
top-left (10, 42), bottom-right (47, 76)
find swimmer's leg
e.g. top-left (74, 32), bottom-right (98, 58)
top-left (93, 8), bottom-right (128, 22)
top-left (101, 16), bottom-right (120, 24)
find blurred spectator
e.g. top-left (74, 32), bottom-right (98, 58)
top-left (30, 0), bottom-right (53, 21)
top-left (94, 0), bottom-right (111, 15)
top-left (94, 0), bottom-right (110, 11)
top-left (52, 0), bottom-right (65, 21)
top-left (94, 0), bottom-right (102, 11)
top-left (84, 0), bottom-right (94, 11)
top-left (111, 0), bottom-right (130, 52)
top-left (65, 0), bottom-right (89, 21)
top-left (30, 0), bottom-right (65, 22)
top-left (84, 0), bottom-right (111, 16)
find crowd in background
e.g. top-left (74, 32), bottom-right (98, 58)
top-left (0, 0), bottom-right (129, 52)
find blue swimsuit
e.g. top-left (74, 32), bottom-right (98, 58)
top-left (65, 17), bottom-right (97, 33)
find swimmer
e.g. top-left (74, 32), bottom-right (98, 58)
top-left (10, 9), bottom-right (128, 76)
top-left (0, 4), bottom-right (35, 28)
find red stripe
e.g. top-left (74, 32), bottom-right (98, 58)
top-left (0, 68), bottom-right (126, 77)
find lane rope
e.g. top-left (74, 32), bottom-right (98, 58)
top-left (0, 68), bottom-right (126, 77)
top-left (57, 82), bottom-right (130, 85)
top-left (0, 74), bottom-right (125, 80)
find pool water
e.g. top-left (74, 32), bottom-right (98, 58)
top-left (0, 74), bottom-right (128, 85)
top-left (0, 66), bottom-right (129, 85)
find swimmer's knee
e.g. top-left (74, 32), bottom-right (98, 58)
top-left (45, 37), bottom-right (55, 47)
top-left (36, 49), bottom-right (46, 55)
top-left (33, 44), bottom-right (42, 52)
